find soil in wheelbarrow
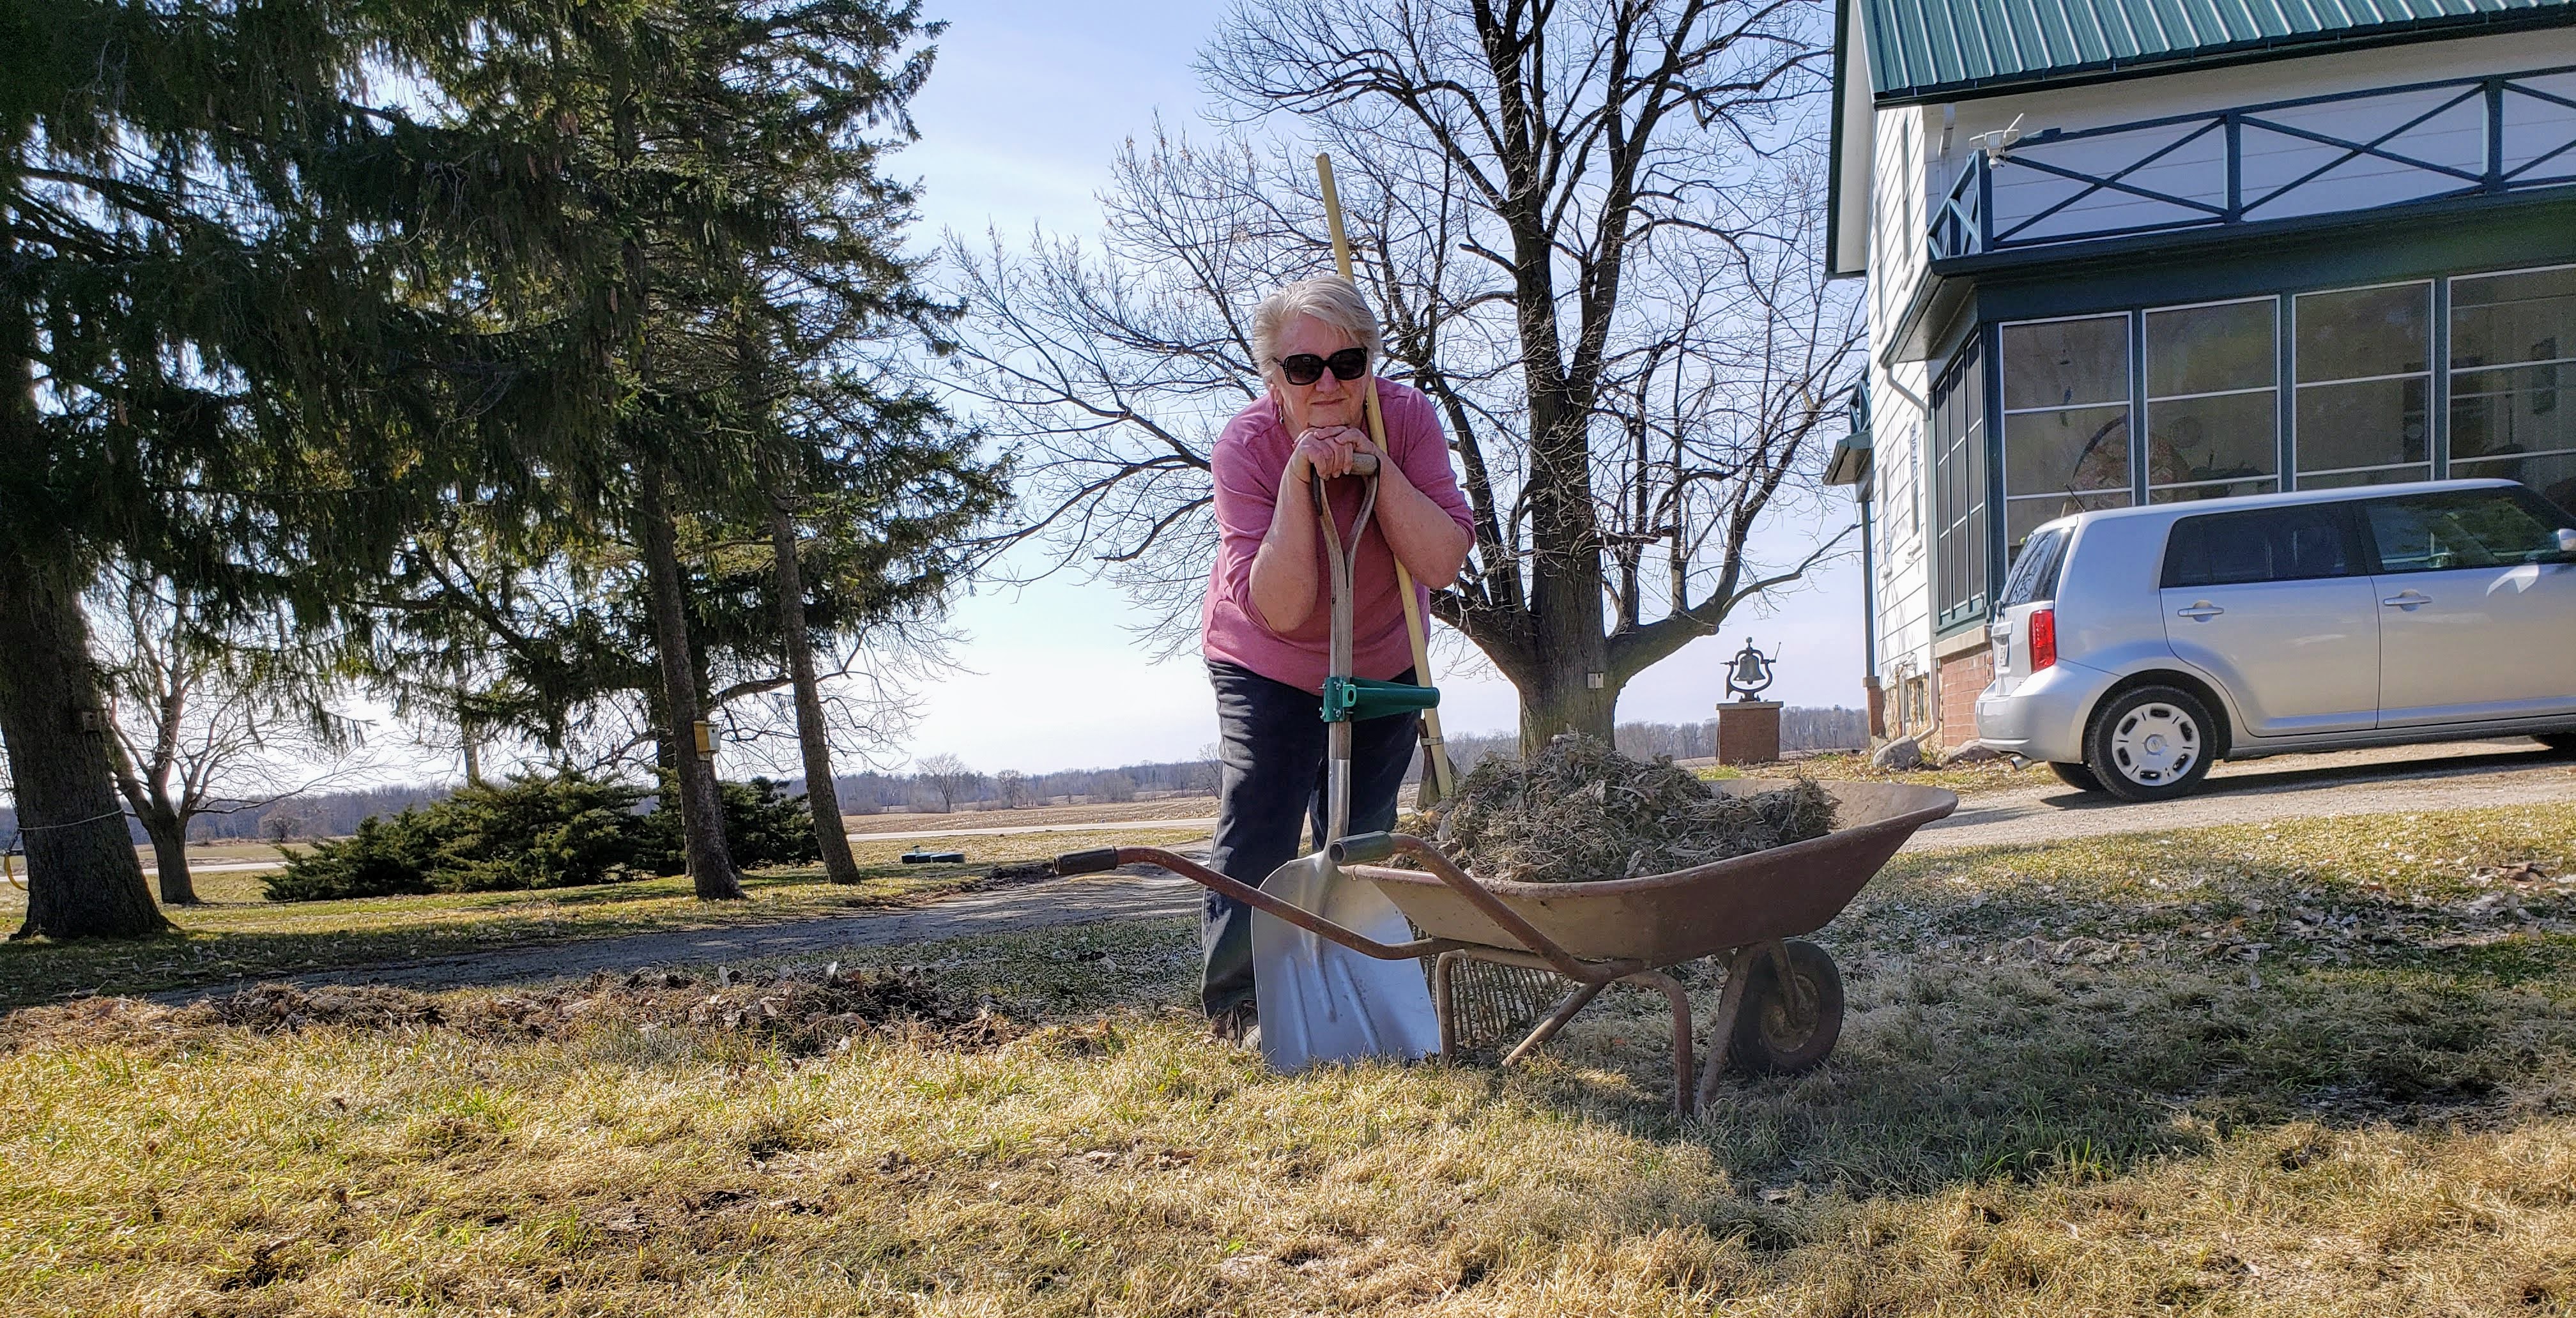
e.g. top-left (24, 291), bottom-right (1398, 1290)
top-left (1425, 733), bottom-right (1836, 884)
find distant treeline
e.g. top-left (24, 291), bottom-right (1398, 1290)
top-left (0, 709), bottom-right (1868, 845)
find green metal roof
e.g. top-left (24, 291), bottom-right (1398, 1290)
top-left (1859, 0), bottom-right (2576, 101)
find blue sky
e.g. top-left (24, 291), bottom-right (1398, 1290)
top-left (876, 0), bottom-right (1871, 777)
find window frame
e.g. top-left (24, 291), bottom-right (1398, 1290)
top-left (2358, 485), bottom-right (2576, 575)
top-left (2144, 295), bottom-right (2282, 502)
top-left (2158, 500), bottom-right (2367, 590)
top-left (1997, 310), bottom-right (2136, 551)
top-left (2290, 278), bottom-right (2435, 488)
top-left (2445, 261), bottom-right (2576, 488)
top-left (1931, 339), bottom-right (1991, 632)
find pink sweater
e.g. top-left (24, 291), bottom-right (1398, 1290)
top-left (1200, 381), bottom-right (1476, 694)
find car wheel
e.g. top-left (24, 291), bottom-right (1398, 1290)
top-left (2084, 686), bottom-right (2216, 802)
top-left (2539, 732), bottom-right (2576, 756)
top-left (2048, 761), bottom-right (2106, 793)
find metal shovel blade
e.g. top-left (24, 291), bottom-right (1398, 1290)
top-left (1251, 852), bottom-right (1440, 1071)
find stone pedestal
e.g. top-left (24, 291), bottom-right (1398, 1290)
top-left (1715, 700), bottom-right (1782, 766)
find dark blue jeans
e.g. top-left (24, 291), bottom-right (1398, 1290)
top-left (1201, 661), bottom-right (1420, 1017)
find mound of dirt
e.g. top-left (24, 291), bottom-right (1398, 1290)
top-left (1429, 734), bottom-right (1837, 884)
top-left (7, 965), bottom-right (1011, 1056)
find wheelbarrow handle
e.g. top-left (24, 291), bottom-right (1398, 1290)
top-left (1052, 844), bottom-right (1458, 962)
top-left (1335, 834), bottom-right (1600, 984)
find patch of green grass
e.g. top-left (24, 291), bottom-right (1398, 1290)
top-left (0, 828), bottom-right (1206, 1009)
top-left (7, 804), bottom-right (2576, 1314)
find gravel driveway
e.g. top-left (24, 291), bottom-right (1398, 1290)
top-left (1908, 737), bottom-right (2575, 851)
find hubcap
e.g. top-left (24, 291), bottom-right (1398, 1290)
top-left (2112, 703), bottom-right (2199, 785)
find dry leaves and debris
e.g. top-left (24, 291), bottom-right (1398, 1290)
top-left (4, 963), bottom-right (1013, 1057)
top-left (1430, 734), bottom-right (1836, 884)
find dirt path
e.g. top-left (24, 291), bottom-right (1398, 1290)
top-left (1908, 739), bottom-right (2576, 851)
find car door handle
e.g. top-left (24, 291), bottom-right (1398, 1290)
top-left (2381, 591), bottom-right (2431, 609)
top-left (2176, 603), bottom-right (2224, 620)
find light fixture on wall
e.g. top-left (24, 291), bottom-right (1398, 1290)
top-left (1969, 114), bottom-right (2027, 162)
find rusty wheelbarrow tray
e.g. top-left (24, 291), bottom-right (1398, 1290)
top-left (1058, 779), bottom-right (1957, 1115)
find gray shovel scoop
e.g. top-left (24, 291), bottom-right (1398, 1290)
top-left (1252, 851), bottom-right (1440, 1070)
top-left (1248, 452), bottom-right (1441, 1072)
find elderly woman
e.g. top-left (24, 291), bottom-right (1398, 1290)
top-left (1198, 275), bottom-right (1475, 1041)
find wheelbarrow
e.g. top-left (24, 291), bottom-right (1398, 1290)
top-left (1056, 779), bottom-right (1956, 1115)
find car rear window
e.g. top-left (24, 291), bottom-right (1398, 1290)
top-left (2161, 505), bottom-right (2354, 588)
top-left (1998, 527), bottom-right (2068, 607)
top-left (2361, 487), bottom-right (2575, 572)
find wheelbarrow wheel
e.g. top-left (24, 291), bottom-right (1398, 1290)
top-left (1729, 941), bottom-right (1844, 1075)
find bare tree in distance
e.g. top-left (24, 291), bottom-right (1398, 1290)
top-left (915, 753), bottom-right (983, 813)
top-left (91, 576), bottom-right (371, 905)
top-left (993, 769), bottom-right (1032, 808)
top-left (948, 0), bottom-right (1861, 746)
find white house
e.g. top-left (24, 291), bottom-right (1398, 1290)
top-left (1825, 0), bottom-right (2576, 751)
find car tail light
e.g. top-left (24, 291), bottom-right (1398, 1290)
top-left (2028, 608), bottom-right (2057, 671)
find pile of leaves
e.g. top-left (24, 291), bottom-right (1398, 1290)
top-left (6, 965), bottom-right (1010, 1057)
top-left (265, 770), bottom-right (820, 900)
top-left (1431, 735), bottom-right (1837, 884)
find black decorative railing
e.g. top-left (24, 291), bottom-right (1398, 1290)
top-left (1929, 65), bottom-right (2576, 261)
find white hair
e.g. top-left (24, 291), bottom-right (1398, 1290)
top-left (1250, 275), bottom-right (1383, 376)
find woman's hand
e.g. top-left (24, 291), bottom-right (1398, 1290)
top-left (1285, 425), bottom-right (1368, 484)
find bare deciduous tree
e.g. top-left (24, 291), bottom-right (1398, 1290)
top-left (91, 576), bottom-right (365, 905)
top-left (915, 753), bottom-right (983, 813)
top-left (950, 0), bottom-right (1860, 744)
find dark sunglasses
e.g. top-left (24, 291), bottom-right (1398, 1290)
top-left (1276, 348), bottom-right (1368, 386)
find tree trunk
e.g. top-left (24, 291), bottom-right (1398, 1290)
top-left (635, 461), bottom-right (743, 900)
top-left (0, 551), bottom-right (169, 939)
top-left (768, 500), bottom-right (863, 885)
top-left (140, 806), bottom-right (197, 907)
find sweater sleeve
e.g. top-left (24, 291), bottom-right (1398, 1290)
top-left (1386, 384), bottom-right (1473, 538)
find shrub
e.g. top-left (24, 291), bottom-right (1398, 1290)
top-left (265, 770), bottom-right (650, 900)
top-left (631, 775), bottom-right (820, 874)
top-left (263, 813), bottom-right (440, 901)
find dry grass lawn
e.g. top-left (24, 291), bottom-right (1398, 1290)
top-left (5, 804), bottom-right (2576, 1314)
top-left (0, 829), bottom-right (1208, 1009)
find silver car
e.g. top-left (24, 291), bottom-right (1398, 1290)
top-left (1974, 479), bottom-right (2576, 801)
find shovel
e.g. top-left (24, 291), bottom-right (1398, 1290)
top-left (1248, 450), bottom-right (1443, 1072)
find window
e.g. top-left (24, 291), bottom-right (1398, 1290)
top-left (2293, 282), bottom-right (2431, 487)
top-left (2161, 504), bottom-right (2356, 588)
top-left (1931, 342), bottom-right (1989, 629)
top-left (2362, 487), bottom-right (2576, 573)
top-left (2451, 265), bottom-right (2576, 512)
top-left (1998, 527), bottom-right (2068, 608)
top-left (2001, 315), bottom-right (2133, 548)
top-left (2147, 299), bottom-right (2278, 503)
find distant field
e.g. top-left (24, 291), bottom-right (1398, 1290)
top-left (846, 795), bottom-right (1222, 834)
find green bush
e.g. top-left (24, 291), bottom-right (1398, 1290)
top-left (268, 770), bottom-right (825, 901)
top-left (266, 770), bottom-right (650, 901)
top-left (262, 813), bottom-right (441, 901)
top-left (630, 775), bottom-right (821, 874)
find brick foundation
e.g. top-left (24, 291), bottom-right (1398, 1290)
top-left (1936, 647), bottom-right (1993, 753)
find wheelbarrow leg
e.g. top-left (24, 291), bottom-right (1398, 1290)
top-left (1620, 970), bottom-right (1695, 1117)
top-left (1499, 977), bottom-right (1609, 1066)
top-left (1694, 942), bottom-right (1779, 1112)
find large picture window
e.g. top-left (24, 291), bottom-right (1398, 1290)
top-left (1931, 342), bottom-right (1988, 629)
top-left (2293, 281), bottom-right (2431, 487)
top-left (2000, 314), bottom-right (2133, 548)
top-left (2451, 264), bottom-right (2576, 511)
top-left (2147, 298), bottom-right (2278, 503)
